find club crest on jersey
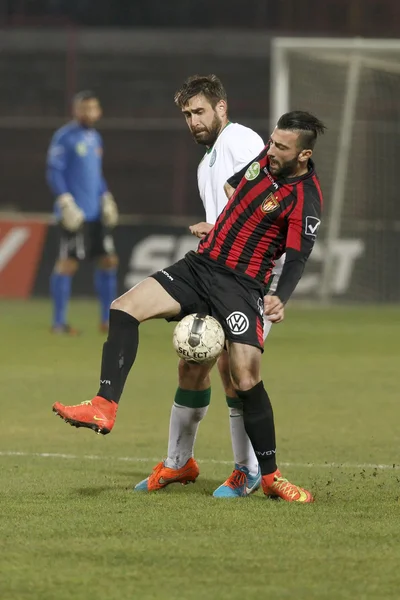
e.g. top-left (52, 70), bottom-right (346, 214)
top-left (261, 193), bottom-right (279, 213)
top-left (209, 148), bottom-right (217, 167)
top-left (75, 142), bottom-right (87, 156)
top-left (245, 162), bottom-right (260, 181)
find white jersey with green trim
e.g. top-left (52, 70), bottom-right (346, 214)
top-left (197, 122), bottom-right (265, 225)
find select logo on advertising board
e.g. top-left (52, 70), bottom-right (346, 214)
top-left (0, 220), bottom-right (47, 298)
top-left (28, 221), bottom-right (371, 301)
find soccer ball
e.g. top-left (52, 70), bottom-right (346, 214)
top-left (173, 314), bottom-right (225, 364)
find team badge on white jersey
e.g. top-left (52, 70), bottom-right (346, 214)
top-left (209, 148), bottom-right (217, 167)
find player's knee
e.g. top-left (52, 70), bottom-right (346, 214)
top-left (178, 359), bottom-right (212, 389)
top-left (233, 375), bottom-right (261, 392)
top-left (54, 258), bottom-right (78, 276)
top-left (97, 254), bottom-right (119, 270)
top-left (230, 365), bottom-right (260, 392)
top-left (110, 295), bottom-right (127, 312)
top-left (228, 343), bottom-right (261, 392)
top-left (110, 289), bottom-right (144, 321)
top-left (112, 277), bottom-right (180, 323)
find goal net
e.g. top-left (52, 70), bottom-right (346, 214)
top-left (270, 38), bottom-right (400, 303)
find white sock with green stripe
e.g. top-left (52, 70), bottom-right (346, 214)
top-left (164, 388), bottom-right (211, 469)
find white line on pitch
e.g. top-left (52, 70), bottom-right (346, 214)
top-left (0, 451), bottom-right (398, 470)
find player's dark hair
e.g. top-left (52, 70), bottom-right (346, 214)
top-left (73, 90), bottom-right (99, 104)
top-left (277, 111), bottom-right (326, 150)
top-left (174, 74), bottom-right (227, 109)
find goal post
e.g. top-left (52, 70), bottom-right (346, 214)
top-left (270, 37), bottom-right (400, 303)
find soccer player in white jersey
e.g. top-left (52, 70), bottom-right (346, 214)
top-left (135, 75), bottom-right (283, 497)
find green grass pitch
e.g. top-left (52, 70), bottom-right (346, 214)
top-left (0, 299), bottom-right (399, 599)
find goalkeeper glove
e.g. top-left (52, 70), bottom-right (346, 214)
top-left (57, 193), bottom-right (85, 232)
top-left (101, 192), bottom-right (119, 228)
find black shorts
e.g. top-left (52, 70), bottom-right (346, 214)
top-left (57, 221), bottom-right (115, 261)
top-left (151, 251), bottom-right (265, 351)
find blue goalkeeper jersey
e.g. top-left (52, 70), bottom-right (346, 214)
top-left (46, 121), bottom-right (108, 222)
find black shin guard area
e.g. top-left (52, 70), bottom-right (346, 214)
top-left (236, 381), bottom-right (277, 475)
top-left (98, 309), bottom-right (140, 403)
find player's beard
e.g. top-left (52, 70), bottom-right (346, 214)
top-left (191, 112), bottom-right (222, 147)
top-left (269, 155), bottom-right (301, 179)
top-left (79, 117), bottom-right (99, 128)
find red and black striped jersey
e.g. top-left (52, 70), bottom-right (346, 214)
top-left (197, 145), bottom-right (323, 301)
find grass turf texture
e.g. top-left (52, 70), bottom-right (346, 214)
top-left (0, 299), bottom-right (399, 600)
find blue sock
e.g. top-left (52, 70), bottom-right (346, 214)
top-left (94, 269), bottom-right (117, 325)
top-left (50, 272), bottom-right (72, 328)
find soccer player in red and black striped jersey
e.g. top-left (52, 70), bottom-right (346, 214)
top-left (199, 112), bottom-right (323, 310)
top-left (53, 111), bottom-right (325, 503)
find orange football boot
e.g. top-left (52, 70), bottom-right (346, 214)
top-left (262, 469), bottom-right (314, 503)
top-left (52, 396), bottom-right (117, 435)
top-left (134, 458), bottom-right (199, 491)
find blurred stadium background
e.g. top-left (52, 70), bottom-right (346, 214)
top-left (1, 3), bottom-right (400, 600)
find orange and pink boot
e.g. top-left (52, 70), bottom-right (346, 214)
top-left (52, 396), bottom-right (117, 435)
top-left (262, 469), bottom-right (314, 503)
top-left (134, 458), bottom-right (199, 491)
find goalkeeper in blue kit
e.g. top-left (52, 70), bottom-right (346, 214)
top-left (46, 91), bottom-right (119, 334)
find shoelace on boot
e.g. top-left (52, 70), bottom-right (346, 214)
top-left (269, 476), bottom-right (300, 500)
top-left (225, 469), bottom-right (247, 490)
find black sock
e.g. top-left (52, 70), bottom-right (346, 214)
top-left (236, 381), bottom-right (277, 476)
top-left (97, 309), bottom-right (139, 403)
